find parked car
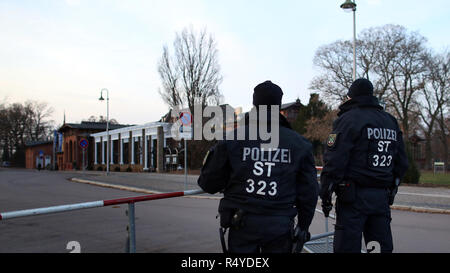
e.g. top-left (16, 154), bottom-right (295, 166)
top-left (1, 161), bottom-right (11, 167)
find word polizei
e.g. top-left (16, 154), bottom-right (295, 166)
top-left (367, 127), bottom-right (398, 141)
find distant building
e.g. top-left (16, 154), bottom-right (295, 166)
top-left (57, 121), bottom-right (131, 171)
top-left (409, 134), bottom-right (426, 169)
top-left (25, 140), bottom-right (53, 169)
top-left (48, 101), bottom-right (314, 173)
top-left (90, 122), bottom-right (173, 172)
top-left (413, 129), bottom-right (450, 171)
top-left (280, 99), bottom-right (304, 124)
top-left (90, 104), bottom-right (239, 173)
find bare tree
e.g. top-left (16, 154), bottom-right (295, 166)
top-left (24, 101), bottom-right (54, 142)
top-left (309, 26), bottom-right (400, 105)
top-left (0, 101), bottom-right (55, 165)
top-left (415, 51), bottom-right (449, 169)
top-left (7, 103), bottom-right (29, 147)
top-left (430, 51), bottom-right (450, 169)
top-left (158, 26), bottom-right (223, 114)
top-left (84, 115), bottom-right (119, 124)
top-left (359, 25), bottom-right (405, 100)
top-left (0, 102), bottom-right (11, 161)
top-left (158, 46), bottom-right (182, 109)
top-left (310, 40), bottom-right (354, 105)
top-left (311, 24), bottom-right (429, 139)
top-left (384, 27), bottom-right (428, 138)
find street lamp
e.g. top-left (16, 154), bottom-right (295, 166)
top-left (99, 88), bottom-right (110, 175)
top-left (340, 0), bottom-right (357, 81)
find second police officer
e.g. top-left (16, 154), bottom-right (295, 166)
top-left (320, 78), bottom-right (409, 253)
top-left (198, 81), bottom-right (319, 253)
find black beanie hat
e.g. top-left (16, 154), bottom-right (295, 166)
top-left (253, 80), bottom-right (283, 107)
top-left (347, 78), bottom-right (374, 98)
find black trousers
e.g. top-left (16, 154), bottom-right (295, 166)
top-left (334, 187), bottom-right (393, 253)
top-left (227, 214), bottom-right (293, 253)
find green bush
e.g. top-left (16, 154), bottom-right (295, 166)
top-left (114, 166), bottom-right (121, 172)
top-left (402, 144), bottom-right (421, 184)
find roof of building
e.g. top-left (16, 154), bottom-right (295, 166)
top-left (281, 99), bottom-right (303, 110)
top-left (409, 134), bottom-right (425, 143)
top-left (90, 121), bottom-right (172, 138)
top-left (25, 140), bottom-right (53, 147)
top-left (160, 104), bottom-right (236, 123)
top-left (59, 121), bottom-right (133, 132)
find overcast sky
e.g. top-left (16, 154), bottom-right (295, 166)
top-left (1, 0), bottom-right (449, 126)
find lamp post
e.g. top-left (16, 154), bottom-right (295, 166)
top-left (99, 88), bottom-right (110, 175)
top-left (340, 0), bottom-right (357, 81)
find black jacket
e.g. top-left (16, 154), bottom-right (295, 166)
top-left (197, 112), bottom-right (319, 230)
top-left (320, 96), bottom-right (409, 198)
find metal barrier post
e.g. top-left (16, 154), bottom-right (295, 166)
top-left (325, 216), bottom-right (329, 252)
top-left (128, 202), bottom-right (136, 253)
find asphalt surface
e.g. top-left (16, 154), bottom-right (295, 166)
top-left (0, 168), bottom-right (449, 253)
top-left (67, 169), bottom-right (450, 211)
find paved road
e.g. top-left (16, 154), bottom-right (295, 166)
top-left (0, 168), bottom-right (449, 253)
top-left (66, 169), bottom-right (450, 211)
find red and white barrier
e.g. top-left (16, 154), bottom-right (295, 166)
top-left (1, 167), bottom-right (324, 221)
top-left (0, 189), bottom-right (204, 221)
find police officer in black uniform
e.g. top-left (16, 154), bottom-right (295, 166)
top-left (320, 78), bottom-right (409, 253)
top-left (198, 81), bottom-right (319, 253)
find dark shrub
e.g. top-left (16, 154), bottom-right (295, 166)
top-left (402, 143), bottom-right (420, 184)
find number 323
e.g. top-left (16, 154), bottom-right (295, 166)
top-left (246, 179), bottom-right (277, 196)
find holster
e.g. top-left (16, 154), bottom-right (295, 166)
top-left (218, 210), bottom-right (233, 253)
top-left (219, 209), bottom-right (234, 229)
top-left (388, 185), bottom-right (399, 205)
top-left (231, 209), bottom-right (246, 230)
top-left (219, 208), bottom-right (246, 229)
top-left (218, 209), bottom-right (246, 253)
top-left (336, 181), bottom-right (356, 203)
top-left (219, 227), bottom-right (228, 253)
top-left (388, 178), bottom-right (401, 206)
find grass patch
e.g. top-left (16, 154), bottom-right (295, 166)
top-left (419, 171), bottom-right (450, 186)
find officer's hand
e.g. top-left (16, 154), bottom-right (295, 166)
top-left (388, 187), bottom-right (398, 206)
top-left (294, 230), bottom-right (311, 253)
top-left (321, 196), bottom-right (332, 218)
top-left (319, 182), bottom-right (334, 218)
top-left (304, 231), bottom-right (311, 242)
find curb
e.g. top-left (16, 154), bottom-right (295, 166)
top-left (315, 200), bottom-right (450, 215)
top-left (69, 178), bottom-right (221, 201)
top-left (71, 178), bottom-right (450, 215)
top-left (390, 204), bottom-right (450, 215)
